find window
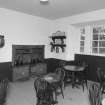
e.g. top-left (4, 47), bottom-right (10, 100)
top-left (92, 26), bottom-right (105, 54)
top-left (80, 28), bottom-right (85, 53)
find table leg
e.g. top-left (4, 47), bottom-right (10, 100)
top-left (72, 72), bottom-right (79, 88)
top-left (71, 72), bottom-right (75, 88)
top-left (52, 90), bottom-right (58, 104)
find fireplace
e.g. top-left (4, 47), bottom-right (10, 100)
top-left (12, 45), bottom-right (46, 81)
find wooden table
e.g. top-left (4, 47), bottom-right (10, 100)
top-left (64, 65), bottom-right (85, 88)
top-left (64, 65), bottom-right (84, 72)
top-left (43, 73), bottom-right (60, 83)
top-left (43, 73), bottom-right (61, 104)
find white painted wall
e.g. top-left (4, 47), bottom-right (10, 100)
top-left (0, 8), bottom-right (53, 62)
top-left (53, 8), bottom-right (105, 60)
top-left (1, 8), bottom-right (105, 62)
top-left (47, 22), bottom-right (68, 60)
top-left (66, 25), bottom-right (80, 60)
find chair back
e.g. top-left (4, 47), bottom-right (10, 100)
top-left (34, 78), bottom-right (47, 94)
top-left (96, 68), bottom-right (104, 85)
top-left (55, 68), bottom-right (65, 81)
top-left (59, 61), bottom-right (66, 68)
top-left (88, 82), bottom-right (102, 105)
top-left (82, 61), bottom-right (88, 76)
top-left (34, 77), bottom-right (53, 105)
top-left (0, 79), bottom-right (9, 105)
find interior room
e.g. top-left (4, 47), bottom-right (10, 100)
top-left (0, 0), bottom-right (105, 105)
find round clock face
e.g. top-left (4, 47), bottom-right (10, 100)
top-left (0, 35), bottom-right (5, 47)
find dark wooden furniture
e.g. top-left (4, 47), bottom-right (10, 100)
top-left (43, 73), bottom-right (60, 83)
top-left (76, 64), bottom-right (88, 90)
top-left (64, 65), bottom-right (85, 89)
top-left (96, 67), bottom-right (105, 94)
top-left (88, 82), bottom-right (102, 105)
top-left (43, 68), bottom-right (65, 102)
top-left (0, 79), bottom-right (9, 105)
top-left (12, 65), bottom-right (30, 81)
top-left (30, 63), bottom-right (47, 77)
top-left (12, 45), bottom-right (44, 66)
top-left (75, 54), bottom-right (105, 82)
top-left (34, 77), bottom-right (54, 105)
top-left (54, 68), bottom-right (65, 98)
top-left (0, 62), bottom-right (12, 81)
top-left (43, 73), bottom-right (60, 103)
top-left (12, 45), bottom-right (45, 81)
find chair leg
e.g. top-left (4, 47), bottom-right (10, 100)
top-left (102, 86), bottom-right (105, 94)
top-left (82, 82), bottom-right (84, 92)
top-left (85, 80), bottom-right (88, 89)
top-left (80, 80), bottom-right (84, 92)
top-left (54, 90), bottom-right (58, 102)
top-left (60, 86), bottom-right (64, 98)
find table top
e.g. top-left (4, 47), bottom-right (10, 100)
top-left (102, 98), bottom-right (105, 105)
top-left (43, 73), bottom-right (60, 83)
top-left (64, 65), bottom-right (85, 71)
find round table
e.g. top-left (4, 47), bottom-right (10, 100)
top-left (43, 73), bottom-right (60, 83)
top-left (43, 73), bottom-right (61, 103)
top-left (64, 65), bottom-right (85, 88)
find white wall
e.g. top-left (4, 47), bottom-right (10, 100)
top-left (1, 8), bottom-right (105, 62)
top-left (0, 8), bottom-right (53, 62)
top-left (46, 22), bottom-right (68, 60)
top-left (53, 8), bottom-right (105, 60)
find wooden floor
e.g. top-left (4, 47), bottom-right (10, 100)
top-left (6, 78), bottom-right (93, 105)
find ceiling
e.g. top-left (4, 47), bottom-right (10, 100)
top-left (0, 0), bottom-right (105, 20)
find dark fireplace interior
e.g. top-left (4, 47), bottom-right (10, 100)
top-left (12, 45), bottom-right (45, 66)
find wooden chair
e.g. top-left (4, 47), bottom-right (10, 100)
top-left (75, 63), bottom-right (88, 91)
top-left (0, 79), bottom-right (9, 105)
top-left (34, 77), bottom-right (54, 105)
top-left (58, 61), bottom-right (66, 68)
top-left (88, 82), bottom-right (102, 105)
top-left (96, 67), bottom-right (105, 94)
top-left (82, 62), bottom-right (88, 88)
top-left (54, 67), bottom-right (65, 98)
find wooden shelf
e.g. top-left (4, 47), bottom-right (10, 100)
top-left (50, 35), bottom-right (66, 39)
top-left (50, 43), bottom-right (66, 46)
top-left (50, 31), bottom-right (66, 53)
